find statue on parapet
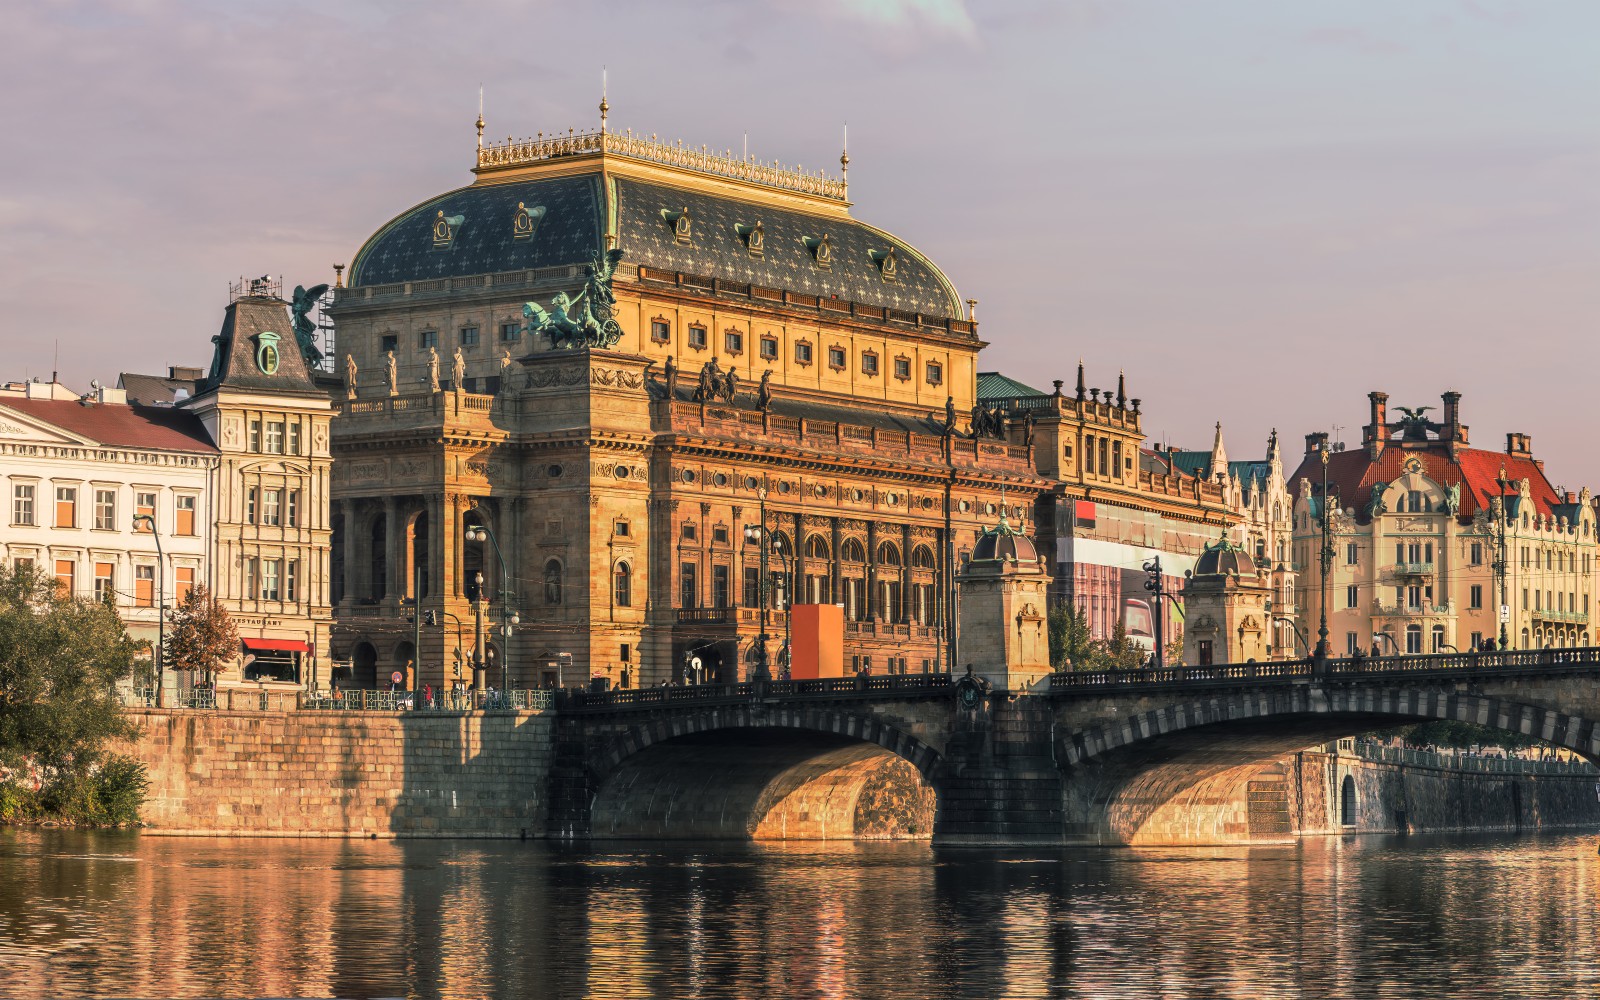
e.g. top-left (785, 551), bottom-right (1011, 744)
top-left (290, 283), bottom-right (329, 366)
top-left (344, 353), bottom-right (358, 400)
top-left (757, 369), bottom-right (773, 411)
top-left (426, 347), bottom-right (440, 393)
top-left (384, 351), bottom-right (398, 396)
top-left (663, 355), bottom-right (678, 399)
top-left (452, 347), bottom-right (466, 389)
top-left (723, 367), bottom-right (739, 403)
top-left (520, 247), bottom-right (627, 350)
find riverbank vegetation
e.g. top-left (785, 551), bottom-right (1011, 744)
top-left (0, 565), bottom-right (147, 826)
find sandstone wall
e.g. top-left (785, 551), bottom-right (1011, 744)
top-left (122, 709), bottom-right (553, 838)
top-left (1296, 749), bottom-right (1600, 836)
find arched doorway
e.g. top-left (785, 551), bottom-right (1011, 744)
top-left (408, 510), bottom-right (430, 599)
top-left (393, 641), bottom-right (415, 690)
top-left (351, 642), bottom-right (378, 689)
top-left (1340, 774), bottom-right (1358, 827)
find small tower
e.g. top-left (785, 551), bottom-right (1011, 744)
top-left (1181, 537), bottom-right (1271, 667)
top-left (956, 511), bottom-right (1053, 691)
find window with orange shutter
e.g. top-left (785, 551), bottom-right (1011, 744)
top-left (134, 565), bottom-right (154, 607)
top-left (94, 562), bottom-right (114, 603)
top-left (135, 493), bottom-right (156, 531)
top-left (55, 559), bottom-right (74, 597)
top-left (55, 487), bottom-right (76, 528)
top-left (175, 566), bottom-right (195, 603)
top-left (175, 495), bottom-right (196, 536)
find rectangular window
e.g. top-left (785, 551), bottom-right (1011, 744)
top-left (500, 321), bottom-right (521, 342)
top-left (713, 565), bottom-right (729, 608)
top-left (1470, 542), bottom-right (1483, 565)
top-left (614, 520), bottom-right (630, 537)
top-left (795, 342), bottom-right (813, 365)
top-left (286, 560), bottom-right (299, 602)
top-left (1346, 585), bottom-right (1358, 609)
top-left (828, 347), bottom-right (847, 370)
top-left (263, 559), bottom-right (280, 601)
top-left (925, 362), bottom-right (942, 385)
top-left (760, 337), bottom-right (778, 360)
top-left (1470, 631), bottom-right (1483, 650)
top-left (861, 353), bottom-right (879, 375)
top-left (651, 320), bottom-right (671, 343)
top-left (285, 490), bottom-right (299, 528)
top-left (246, 488), bottom-right (258, 524)
top-left (55, 559), bottom-right (74, 597)
top-left (420, 330), bottom-right (438, 349)
top-left (620, 643), bottom-right (631, 663)
top-left (744, 567), bottom-right (760, 608)
top-left (94, 562), bottom-right (114, 604)
top-left (175, 565), bottom-right (194, 604)
top-left (712, 526), bottom-right (728, 544)
top-left (1346, 632), bottom-right (1359, 655)
top-left (55, 486), bottom-right (76, 528)
top-left (893, 357), bottom-right (911, 380)
top-left (1470, 585), bottom-right (1483, 609)
top-left (286, 421), bottom-right (301, 456)
top-left (135, 565), bottom-right (155, 608)
top-left (135, 492), bottom-right (156, 530)
top-left (265, 421), bottom-right (285, 454)
top-left (681, 523), bottom-right (696, 540)
top-left (243, 557), bottom-right (257, 600)
top-left (724, 331), bottom-right (743, 355)
top-left (249, 419), bottom-right (262, 452)
top-left (262, 489), bottom-right (282, 526)
top-left (1112, 441), bottom-right (1123, 479)
top-left (380, 334), bottom-right (398, 352)
top-left (12, 483), bottom-right (36, 526)
top-left (460, 326), bottom-right (479, 346)
top-left (94, 489), bottom-right (116, 530)
top-left (175, 495), bottom-right (196, 535)
top-left (1407, 585), bottom-right (1423, 609)
top-left (688, 326), bottom-right (707, 349)
top-left (680, 562), bottom-right (698, 609)
top-left (1346, 542), bottom-right (1358, 565)
top-left (1521, 588), bottom-right (1529, 610)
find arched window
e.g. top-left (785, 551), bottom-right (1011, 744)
top-left (1340, 774), bottom-right (1358, 826)
top-left (842, 538), bottom-right (866, 563)
top-left (613, 562), bottom-right (632, 607)
top-left (911, 545), bottom-right (936, 569)
top-left (877, 542), bottom-right (901, 567)
top-left (1405, 624), bottom-right (1423, 654)
top-left (544, 559), bottom-right (563, 606)
top-left (806, 535), bottom-right (830, 560)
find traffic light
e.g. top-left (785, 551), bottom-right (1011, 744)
top-left (1143, 557), bottom-right (1162, 595)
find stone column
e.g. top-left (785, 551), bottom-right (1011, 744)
top-left (901, 523), bottom-right (913, 624)
top-left (830, 518), bottom-right (842, 612)
top-left (866, 521), bottom-right (878, 620)
top-left (384, 497), bottom-right (402, 604)
top-left (793, 512), bottom-right (805, 602)
top-left (340, 500), bottom-right (357, 607)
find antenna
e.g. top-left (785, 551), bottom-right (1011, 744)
top-left (599, 67), bottom-right (609, 132)
top-left (476, 84), bottom-right (485, 148)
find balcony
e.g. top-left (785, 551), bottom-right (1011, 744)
top-left (676, 608), bottom-right (732, 624)
top-left (1393, 562), bottom-right (1435, 579)
top-left (1532, 608), bottom-right (1589, 625)
top-left (1371, 600), bottom-right (1454, 618)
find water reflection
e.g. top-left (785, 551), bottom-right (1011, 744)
top-left (0, 829), bottom-right (1597, 999)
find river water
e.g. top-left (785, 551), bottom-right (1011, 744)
top-left (2, 830), bottom-right (1597, 999)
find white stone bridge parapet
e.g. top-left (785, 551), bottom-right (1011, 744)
top-left (550, 648), bottom-right (1600, 845)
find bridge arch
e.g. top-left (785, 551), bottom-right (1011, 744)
top-left (1055, 684), bottom-right (1600, 845)
top-left (582, 706), bottom-right (943, 841)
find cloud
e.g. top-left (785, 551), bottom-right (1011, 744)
top-left (812, 0), bottom-right (978, 42)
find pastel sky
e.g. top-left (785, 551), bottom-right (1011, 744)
top-left (3, 1), bottom-right (1596, 482)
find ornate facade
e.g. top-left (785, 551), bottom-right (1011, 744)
top-left (327, 111), bottom-right (1051, 690)
top-left (1290, 391), bottom-right (1597, 655)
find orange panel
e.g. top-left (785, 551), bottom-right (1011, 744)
top-left (789, 604), bottom-right (845, 679)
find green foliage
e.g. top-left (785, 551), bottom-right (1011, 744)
top-left (163, 584), bottom-right (238, 685)
top-left (1048, 602), bottom-right (1096, 669)
top-left (0, 563), bottom-right (142, 825)
top-left (1094, 615), bottom-right (1147, 670)
top-left (1164, 626), bottom-right (1185, 666)
top-left (1373, 720), bottom-right (1537, 752)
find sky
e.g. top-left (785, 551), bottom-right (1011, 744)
top-left (2, 1), bottom-right (1596, 483)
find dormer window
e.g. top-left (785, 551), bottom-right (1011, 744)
top-left (736, 221), bottom-right (764, 257)
top-left (663, 207), bottom-right (692, 245)
top-left (870, 247), bottom-right (898, 282)
top-left (432, 210), bottom-right (463, 249)
top-left (512, 202), bottom-right (545, 241)
top-left (804, 234), bottom-right (833, 270)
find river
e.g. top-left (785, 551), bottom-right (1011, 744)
top-left (2, 830), bottom-right (1597, 999)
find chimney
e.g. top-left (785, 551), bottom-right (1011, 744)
top-left (97, 386), bottom-right (127, 405)
top-left (1305, 431), bottom-right (1329, 458)
top-left (1363, 391), bottom-right (1389, 459)
top-left (1505, 432), bottom-right (1532, 460)
top-left (1441, 390), bottom-right (1465, 455)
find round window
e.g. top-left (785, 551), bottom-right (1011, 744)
top-left (714, 472), bottom-right (729, 487)
top-left (682, 469), bottom-right (697, 484)
top-left (921, 497), bottom-right (933, 510)
top-left (778, 481), bottom-right (792, 495)
top-left (813, 484), bottom-right (827, 498)
top-left (851, 489), bottom-right (864, 502)
top-left (615, 466), bottom-right (630, 480)
top-left (959, 499), bottom-right (970, 513)
top-left (745, 476), bottom-right (760, 490)
top-left (985, 502), bottom-right (996, 515)
top-left (887, 492), bottom-right (899, 505)
top-left (547, 464), bottom-right (563, 478)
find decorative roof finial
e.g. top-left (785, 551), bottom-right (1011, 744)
top-left (599, 67), bottom-right (609, 133)
top-left (966, 298), bottom-right (978, 323)
top-left (476, 85), bottom-right (485, 149)
top-left (333, 263), bottom-right (345, 289)
top-left (1075, 358), bottom-right (1086, 401)
top-left (1116, 369), bottom-right (1127, 409)
top-left (840, 122), bottom-right (850, 194)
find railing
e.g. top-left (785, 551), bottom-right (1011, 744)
top-left (561, 671), bottom-right (953, 712)
top-left (1339, 739), bottom-right (1595, 776)
top-left (1371, 601), bottom-right (1454, 617)
top-left (676, 608), bottom-right (732, 624)
top-left (1049, 645), bottom-right (1600, 694)
top-left (1532, 609), bottom-right (1589, 624)
top-left (122, 687), bottom-right (554, 713)
top-left (1394, 562), bottom-right (1435, 576)
top-left (476, 129), bottom-right (849, 202)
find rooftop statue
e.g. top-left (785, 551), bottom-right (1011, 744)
top-left (520, 247), bottom-right (627, 350)
top-left (290, 283), bottom-right (329, 365)
top-left (1394, 405), bottom-right (1438, 441)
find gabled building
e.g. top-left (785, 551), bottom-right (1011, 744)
top-left (1289, 391), bottom-right (1597, 655)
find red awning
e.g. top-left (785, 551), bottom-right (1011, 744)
top-left (242, 638), bottom-right (310, 654)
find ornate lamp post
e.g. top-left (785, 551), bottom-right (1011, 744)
top-left (772, 534), bottom-right (793, 679)
top-left (132, 514), bottom-right (165, 706)
top-left (466, 516), bottom-right (519, 697)
top-left (742, 483), bottom-right (773, 683)
top-left (1315, 442), bottom-right (1335, 664)
top-left (1494, 464), bottom-right (1515, 650)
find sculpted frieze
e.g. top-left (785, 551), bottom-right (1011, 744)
top-left (348, 460), bottom-right (387, 484)
top-left (526, 365), bottom-right (586, 389)
top-left (590, 366), bottom-right (644, 389)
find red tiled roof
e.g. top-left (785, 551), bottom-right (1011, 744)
top-left (0, 398), bottom-right (218, 453)
top-left (1288, 444), bottom-right (1560, 521)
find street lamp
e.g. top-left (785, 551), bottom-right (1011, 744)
top-left (132, 513), bottom-right (165, 706)
top-left (1493, 463), bottom-right (1515, 650)
top-left (1315, 441), bottom-right (1336, 664)
top-left (465, 515), bottom-right (519, 697)
top-left (742, 483), bottom-right (773, 683)
top-left (771, 533), bottom-right (793, 680)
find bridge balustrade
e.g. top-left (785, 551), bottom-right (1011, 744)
top-left (560, 671), bottom-right (953, 712)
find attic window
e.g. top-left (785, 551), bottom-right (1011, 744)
top-left (513, 203), bottom-right (545, 241)
top-left (804, 234), bottom-right (833, 270)
top-left (432, 210), bottom-right (464, 250)
top-left (871, 247), bottom-right (899, 282)
top-left (735, 221), bottom-right (764, 257)
top-left (663, 207), bottom-right (692, 245)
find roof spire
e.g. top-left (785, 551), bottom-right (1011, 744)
top-left (599, 67), bottom-right (609, 132)
top-left (1116, 369), bottom-right (1127, 409)
top-left (1075, 359), bottom-right (1086, 401)
top-left (476, 85), bottom-right (485, 149)
top-left (840, 122), bottom-right (849, 194)
top-left (1210, 421), bottom-right (1229, 480)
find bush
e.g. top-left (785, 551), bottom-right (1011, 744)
top-left (0, 780), bottom-right (39, 823)
top-left (93, 756), bottom-right (149, 827)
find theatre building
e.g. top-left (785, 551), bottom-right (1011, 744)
top-left (326, 108), bottom-right (1051, 689)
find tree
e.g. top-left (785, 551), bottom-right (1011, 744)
top-left (0, 563), bottom-right (144, 823)
top-left (163, 585), bottom-right (238, 688)
top-left (1164, 625), bottom-right (1186, 667)
top-left (1094, 615), bottom-right (1147, 670)
top-left (1048, 601), bottom-right (1096, 669)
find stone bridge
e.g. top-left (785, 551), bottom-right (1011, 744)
top-left (548, 649), bottom-right (1600, 846)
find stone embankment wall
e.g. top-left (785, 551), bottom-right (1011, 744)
top-left (1293, 749), bottom-right (1600, 836)
top-left (122, 709), bottom-right (553, 838)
